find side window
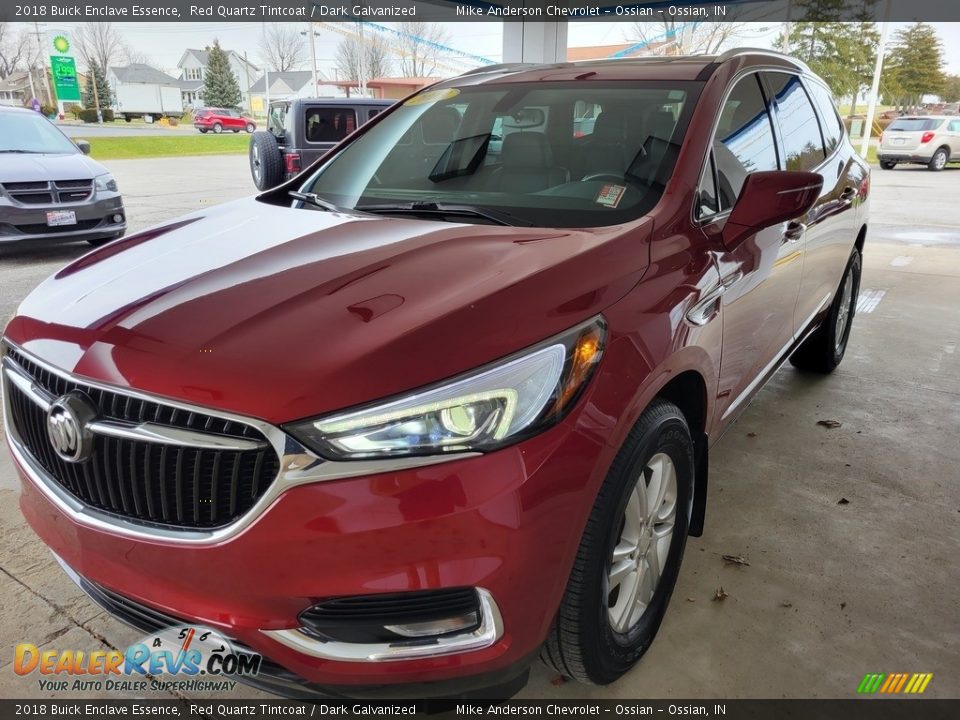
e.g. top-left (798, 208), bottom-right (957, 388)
top-left (305, 107), bottom-right (358, 143)
top-left (708, 74), bottom-right (779, 213)
top-left (765, 72), bottom-right (827, 171)
top-left (949, 120), bottom-right (960, 132)
top-left (805, 80), bottom-right (843, 154)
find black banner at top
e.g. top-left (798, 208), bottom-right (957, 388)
top-left (5, 0), bottom-right (960, 23)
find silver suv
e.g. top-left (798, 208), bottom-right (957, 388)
top-left (0, 106), bottom-right (126, 246)
top-left (878, 115), bottom-right (960, 171)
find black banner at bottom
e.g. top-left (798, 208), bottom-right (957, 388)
top-left (0, 700), bottom-right (957, 720)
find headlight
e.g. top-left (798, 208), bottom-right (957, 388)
top-left (286, 318), bottom-right (606, 460)
top-left (95, 174), bottom-right (117, 192)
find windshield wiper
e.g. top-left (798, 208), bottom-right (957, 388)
top-left (356, 202), bottom-right (532, 227)
top-left (289, 190), bottom-right (340, 212)
top-left (0, 149), bottom-right (44, 154)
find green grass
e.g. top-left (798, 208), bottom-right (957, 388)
top-left (78, 134), bottom-right (250, 160)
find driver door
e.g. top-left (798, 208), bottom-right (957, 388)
top-left (697, 73), bottom-right (805, 428)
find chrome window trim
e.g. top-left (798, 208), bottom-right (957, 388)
top-left (1, 340), bottom-right (478, 545)
top-left (262, 588), bottom-right (504, 662)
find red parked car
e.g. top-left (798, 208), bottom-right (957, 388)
top-left (3, 50), bottom-right (868, 698)
top-left (194, 106), bottom-right (256, 134)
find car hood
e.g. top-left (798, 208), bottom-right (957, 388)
top-left (6, 197), bottom-right (651, 423)
top-left (0, 152), bottom-right (106, 183)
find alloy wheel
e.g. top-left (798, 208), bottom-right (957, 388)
top-left (835, 269), bottom-right (853, 351)
top-left (606, 452), bottom-right (678, 633)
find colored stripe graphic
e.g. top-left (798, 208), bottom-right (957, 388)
top-left (858, 672), bottom-right (932, 694)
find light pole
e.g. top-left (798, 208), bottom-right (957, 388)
top-left (307, 21), bottom-right (318, 95)
top-left (860, 0), bottom-right (892, 158)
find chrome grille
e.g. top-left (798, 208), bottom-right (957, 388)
top-left (2, 179), bottom-right (93, 204)
top-left (3, 346), bottom-right (280, 530)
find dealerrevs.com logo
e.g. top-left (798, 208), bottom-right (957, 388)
top-left (13, 625), bottom-right (261, 693)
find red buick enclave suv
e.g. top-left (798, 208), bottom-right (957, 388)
top-left (2, 50), bottom-right (868, 698)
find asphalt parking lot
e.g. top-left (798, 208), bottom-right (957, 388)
top-left (0, 156), bottom-right (958, 700)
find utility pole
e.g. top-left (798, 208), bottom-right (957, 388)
top-left (358, 22), bottom-right (367, 97)
top-left (307, 21), bottom-right (318, 96)
top-left (243, 50), bottom-right (252, 112)
top-left (782, 0), bottom-right (793, 53)
top-left (861, 1), bottom-right (892, 158)
top-left (31, 21), bottom-right (53, 107)
top-left (92, 66), bottom-right (102, 123)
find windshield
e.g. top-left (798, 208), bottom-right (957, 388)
top-left (887, 118), bottom-right (943, 132)
top-left (298, 81), bottom-right (699, 227)
top-left (0, 111), bottom-right (79, 154)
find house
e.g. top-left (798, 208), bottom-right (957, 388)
top-left (248, 71), bottom-right (329, 112)
top-left (330, 77), bottom-right (440, 100)
top-left (177, 47), bottom-right (260, 109)
top-left (0, 71), bottom-right (33, 107)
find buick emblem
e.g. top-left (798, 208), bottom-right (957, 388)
top-left (46, 392), bottom-right (97, 463)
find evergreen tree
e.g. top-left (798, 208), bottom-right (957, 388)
top-left (82, 61), bottom-right (113, 110)
top-left (883, 23), bottom-right (946, 109)
top-left (774, 1), bottom-right (880, 113)
top-left (202, 40), bottom-right (241, 109)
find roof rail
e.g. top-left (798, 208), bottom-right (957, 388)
top-left (458, 63), bottom-right (537, 77)
top-left (712, 47), bottom-right (810, 72)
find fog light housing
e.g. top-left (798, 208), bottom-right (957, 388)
top-left (298, 587), bottom-right (482, 644)
top-left (111, 214), bottom-right (124, 224)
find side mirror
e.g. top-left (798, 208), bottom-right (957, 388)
top-left (722, 170), bottom-right (822, 249)
top-left (75, 140), bottom-right (91, 155)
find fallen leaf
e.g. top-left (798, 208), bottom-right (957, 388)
top-left (840, 602), bottom-right (847, 610)
top-left (837, 498), bottom-right (850, 505)
top-left (721, 554), bottom-right (750, 567)
top-left (550, 675), bottom-right (567, 686)
top-left (780, 602), bottom-right (793, 608)
top-left (713, 587), bottom-right (729, 602)
top-left (686, 597), bottom-right (696, 602)
top-left (817, 419), bottom-right (842, 429)
top-left (747, 432), bottom-right (757, 438)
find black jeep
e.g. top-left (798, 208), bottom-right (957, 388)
top-left (249, 98), bottom-right (393, 190)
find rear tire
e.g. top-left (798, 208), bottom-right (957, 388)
top-left (790, 249), bottom-right (861, 373)
top-left (199, 128), bottom-right (208, 134)
top-left (928, 147), bottom-right (949, 171)
top-left (213, 122), bottom-right (223, 134)
top-left (540, 400), bottom-right (694, 685)
top-left (879, 160), bottom-right (896, 170)
top-left (249, 131), bottom-right (283, 190)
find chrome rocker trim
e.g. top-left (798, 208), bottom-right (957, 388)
top-left (1, 341), bottom-right (477, 545)
top-left (262, 589), bottom-right (504, 662)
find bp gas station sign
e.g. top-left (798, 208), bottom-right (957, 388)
top-left (49, 33), bottom-right (81, 103)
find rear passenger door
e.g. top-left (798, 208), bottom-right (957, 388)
top-left (763, 72), bottom-right (857, 334)
top-left (697, 73), bottom-right (804, 426)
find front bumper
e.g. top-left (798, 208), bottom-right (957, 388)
top-left (0, 193), bottom-right (125, 244)
top-left (5, 359), bottom-right (607, 694)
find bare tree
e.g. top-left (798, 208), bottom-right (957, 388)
top-left (628, 21), bottom-right (744, 56)
top-left (120, 42), bottom-right (154, 66)
top-left (258, 23), bottom-right (306, 72)
top-left (395, 22), bottom-right (449, 77)
top-left (335, 34), bottom-right (391, 83)
top-left (0, 22), bottom-right (38, 79)
top-left (75, 23), bottom-right (125, 74)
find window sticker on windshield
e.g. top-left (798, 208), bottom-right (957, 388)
top-left (404, 88), bottom-right (461, 106)
top-left (596, 184), bottom-right (626, 208)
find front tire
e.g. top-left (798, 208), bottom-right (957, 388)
top-left (213, 122), bottom-right (223, 134)
top-left (245, 122), bottom-right (255, 133)
top-left (541, 400), bottom-right (694, 685)
top-left (879, 160), bottom-right (896, 170)
top-left (928, 147), bottom-right (949, 171)
top-left (790, 249), bottom-right (861, 373)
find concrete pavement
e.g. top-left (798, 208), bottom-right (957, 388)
top-left (0, 157), bottom-right (957, 700)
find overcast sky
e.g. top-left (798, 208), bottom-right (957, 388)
top-left (46, 21), bottom-right (960, 79)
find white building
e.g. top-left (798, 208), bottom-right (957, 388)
top-left (177, 47), bottom-right (260, 110)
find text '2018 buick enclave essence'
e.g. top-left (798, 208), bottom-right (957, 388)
top-left (2, 50), bottom-right (868, 698)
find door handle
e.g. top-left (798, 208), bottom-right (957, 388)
top-left (839, 186), bottom-right (857, 205)
top-left (783, 221), bottom-right (806, 243)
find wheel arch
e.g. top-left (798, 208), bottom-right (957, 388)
top-left (855, 224), bottom-right (867, 256)
top-left (652, 370), bottom-right (710, 537)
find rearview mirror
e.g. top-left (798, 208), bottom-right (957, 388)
top-left (75, 139), bottom-right (91, 155)
top-left (722, 170), bottom-right (822, 249)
